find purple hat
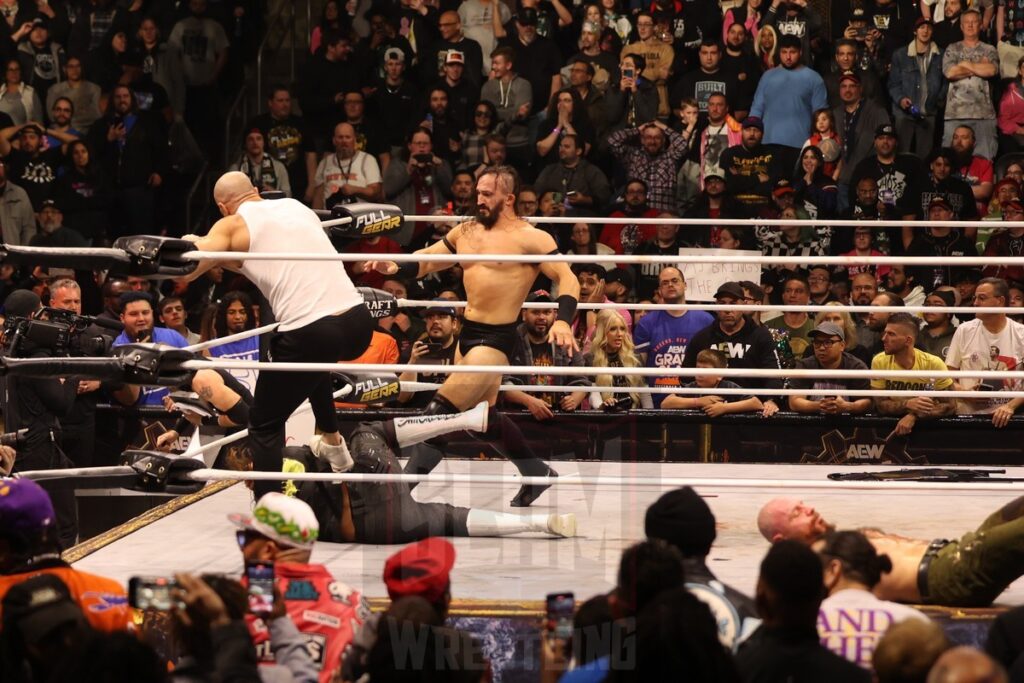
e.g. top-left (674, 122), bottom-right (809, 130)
top-left (0, 479), bottom-right (55, 536)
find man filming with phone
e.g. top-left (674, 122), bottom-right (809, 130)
top-left (398, 300), bottom-right (460, 408)
top-left (231, 493), bottom-right (368, 683)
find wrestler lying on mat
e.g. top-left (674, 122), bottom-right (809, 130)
top-left (287, 404), bottom-right (577, 544)
top-left (157, 376), bottom-right (576, 543)
top-left (758, 497), bottom-right (1024, 607)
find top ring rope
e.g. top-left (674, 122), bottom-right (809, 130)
top-left (401, 214), bottom-right (1024, 228)
top-left (396, 298), bottom-right (1020, 316)
top-left (177, 250), bottom-right (1024, 267)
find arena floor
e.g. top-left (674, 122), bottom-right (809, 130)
top-left (70, 461), bottom-right (1024, 608)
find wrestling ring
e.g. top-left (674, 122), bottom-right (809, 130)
top-left (7, 204), bottom-right (1024, 676)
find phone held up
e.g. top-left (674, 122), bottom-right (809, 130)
top-left (246, 560), bottom-right (276, 617)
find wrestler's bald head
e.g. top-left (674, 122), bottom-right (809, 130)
top-left (214, 171), bottom-right (259, 215)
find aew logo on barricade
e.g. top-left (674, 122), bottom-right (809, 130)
top-left (801, 428), bottom-right (927, 465)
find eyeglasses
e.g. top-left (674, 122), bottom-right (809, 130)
top-left (811, 338), bottom-right (842, 348)
top-left (637, 21), bottom-right (653, 26)
top-left (475, 110), bottom-right (491, 117)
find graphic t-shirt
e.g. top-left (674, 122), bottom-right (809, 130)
top-left (818, 589), bottom-right (929, 669)
top-left (635, 309), bottom-right (715, 406)
top-left (944, 318), bottom-right (1024, 413)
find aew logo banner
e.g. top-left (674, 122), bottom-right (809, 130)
top-left (801, 427), bottom-right (927, 466)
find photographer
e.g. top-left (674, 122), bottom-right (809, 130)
top-left (48, 278), bottom-right (111, 468)
top-left (1, 290), bottom-right (80, 548)
top-left (398, 301), bottom-right (459, 409)
top-left (382, 127), bottom-right (453, 246)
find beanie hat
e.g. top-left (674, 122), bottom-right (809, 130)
top-left (644, 487), bottom-right (716, 557)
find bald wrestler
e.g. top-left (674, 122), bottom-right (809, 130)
top-left (182, 172), bottom-right (375, 498)
top-left (758, 496), bottom-right (1024, 607)
top-left (365, 165), bottom-right (581, 507)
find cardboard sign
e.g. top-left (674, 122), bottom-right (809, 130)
top-left (678, 248), bottom-right (762, 301)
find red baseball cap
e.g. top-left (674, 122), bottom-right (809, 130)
top-left (383, 537), bottom-right (456, 602)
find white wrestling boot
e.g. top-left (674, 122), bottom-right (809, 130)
top-left (308, 434), bottom-right (355, 473)
top-left (546, 513), bottom-right (577, 538)
top-left (465, 509), bottom-right (578, 538)
top-left (392, 401), bottom-right (489, 448)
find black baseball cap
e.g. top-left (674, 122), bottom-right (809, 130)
top-left (526, 289), bottom-right (553, 302)
top-left (572, 262), bottom-right (607, 279)
top-left (605, 267), bottom-right (634, 290)
top-left (714, 282), bottom-right (746, 301)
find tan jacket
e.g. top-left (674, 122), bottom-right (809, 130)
top-left (621, 39), bottom-right (675, 117)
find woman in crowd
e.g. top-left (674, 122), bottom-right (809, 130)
top-left (587, 309), bottom-right (652, 410)
top-left (722, 0), bottom-right (763, 42)
top-left (136, 17), bottom-right (185, 117)
top-left (0, 59), bottom-right (41, 125)
top-left (598, 0), bottom-right (632, 45)
top-left (310, 0), bottom-right (346, 54)
top-left (605, 53), bottom-right (658, 131)
top-left (998, 56), bottom-right (1024, 153)
top-left (801, 110), bottom-right (842, 180)
top-left (536, 88), bottom-right (594, 162)
top-left (568, 222), bottom-right (617, 272)
top-left (91, 31), bottom-right (136, 94)
top-left (754, 25), bottom-right (779, 70)
top-left (817, 531), bottom-right (930, 670)
top-left (718, 225), bottom-right (755, 251)
top-left (792, 145), bottom-right (838, 219)
top-left (460, 99), bottom-right (501, 171)
top-left (53, 140), bottom-right (114, 246)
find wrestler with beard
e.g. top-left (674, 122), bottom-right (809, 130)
top-left (365, 166), bottom-right (581, 506)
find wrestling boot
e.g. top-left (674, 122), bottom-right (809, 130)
top-left (546, 512), bottom-right (577, 538)
top-left (510, 466), bottom-right (558, 508)
top-left (392, 401), bottom-right (489, 448)
top-left (308, 434), bottom-right (355, 473)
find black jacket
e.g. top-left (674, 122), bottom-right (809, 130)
top-left (683, 317), bottom-right (784, 398)
top-left (683, 557), bottom-right (761, 652)
top-left (85, 110), bottom-right (168, 189)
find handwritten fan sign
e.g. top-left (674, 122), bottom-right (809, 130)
top-left (677, 249), bottom-right (762, 302)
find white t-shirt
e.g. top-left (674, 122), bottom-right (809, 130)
top-left (315, 150), bottom-right (381, 200)
top-left (237, 198), bottom-right (363, 330)
top-left (944, 317), bottom-right (1024, 414)
top-left (458, 0), bottom-right (510, 74)
top-left (818, 589), bottom-right (930, 669)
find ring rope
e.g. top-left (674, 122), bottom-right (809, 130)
top-left (177, 359), bottom-right (1024, 381)
top-left (172, 469), bottom-right (1024, 492)
top-left (397, 298), bottom-right (1018, 316)
top-left (179, 250), bottom-right (1024, 267)
top-left (16, 465), bottom-right (1024, 492)
top-left (183, 322), bottom-right (277, 353)
top-left (398, 381), bottom-right (1024, 400)
top-left (402, 214), bottom-right (1024, 229)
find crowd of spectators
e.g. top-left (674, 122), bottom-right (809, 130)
top-left (3, 473), bottom-right (1023, 682)
top-left (0, 0), bottom-right (260, 248)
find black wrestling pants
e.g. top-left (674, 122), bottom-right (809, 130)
top-left (249, 305), bottom-right (374, 499)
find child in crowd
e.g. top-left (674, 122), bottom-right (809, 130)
top-left (661, 349), bottom-right (763, 416)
